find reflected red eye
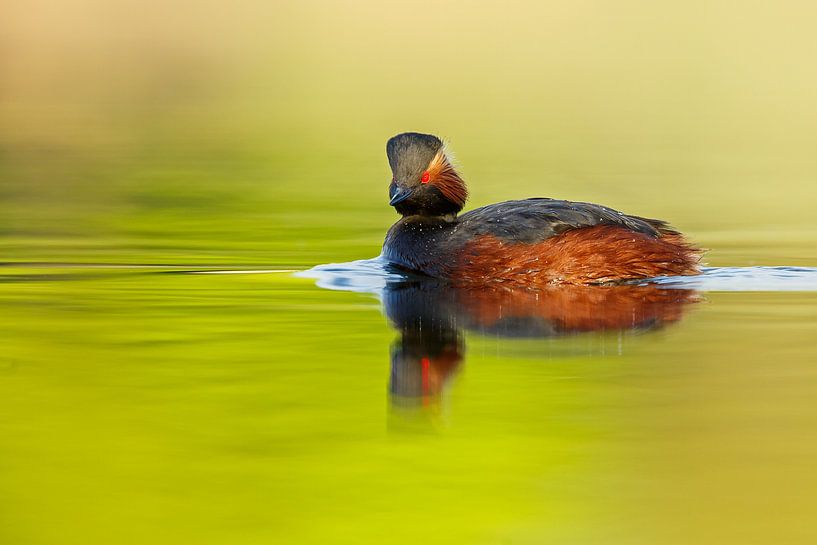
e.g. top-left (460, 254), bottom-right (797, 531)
top-left (421, 171), bottom-right (430, 184)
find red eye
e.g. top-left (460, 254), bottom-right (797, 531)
top-left (421, 171), bottom-right (430, 184)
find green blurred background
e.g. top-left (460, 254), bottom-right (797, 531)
top-left (3, 2), bottom-right (817, 545)
top-left (3, 0), bottom-right (817, 266)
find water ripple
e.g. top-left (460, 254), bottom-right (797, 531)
top-left (298, 260), bottom-right (817, 293)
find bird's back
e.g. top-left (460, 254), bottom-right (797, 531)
top-left (453, 198), bottom-right (675, 244)
top-left (383, 198), bottom-right (702, 285)
top-left (440, 198), bottom-right (701, 285)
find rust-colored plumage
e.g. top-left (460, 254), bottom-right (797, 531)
top-left (450, 225), bottom-right (701, 286)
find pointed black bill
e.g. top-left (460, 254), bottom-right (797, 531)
top-left (389, 185), bottom-right (414, 207)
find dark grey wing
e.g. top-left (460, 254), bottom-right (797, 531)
top-left (456, 198), bottom-right (674, 243)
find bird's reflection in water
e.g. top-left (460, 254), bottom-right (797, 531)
top-left (384, 281), bottom-right (700, 407)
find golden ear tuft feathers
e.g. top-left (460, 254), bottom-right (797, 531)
top-left (426, 147), bottom-right (468, 208)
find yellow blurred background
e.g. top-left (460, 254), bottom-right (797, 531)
top-left (3, 4), bottom-right (817, 545)
top-left (2, 0), bottom-right (817, 266)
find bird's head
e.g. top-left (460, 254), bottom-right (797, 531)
top-left (386, 132), bottom-right (467, 218)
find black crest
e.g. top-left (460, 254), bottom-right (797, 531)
top-left (386, 133), bottom-right (443, 182)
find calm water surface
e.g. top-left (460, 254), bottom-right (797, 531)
top-left (5, 2), bottom-right (817, 541)
top-left (2, 257), bottom-right (817, 545)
